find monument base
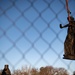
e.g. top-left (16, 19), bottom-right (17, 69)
top-left (63, 54), bottom-right (75, 60)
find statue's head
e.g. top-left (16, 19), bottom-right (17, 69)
top-left (67, 16), bottom-right (74, 21)
top-left (4, 64), bottom-right (9, 69)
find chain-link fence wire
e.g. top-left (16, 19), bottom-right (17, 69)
top-left (0, 0), bottom-right (75, 74)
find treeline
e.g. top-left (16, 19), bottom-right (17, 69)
top-left (0, 65), bottom-right (70, 75)
top-left (1, 65), bottom-right (74, 75)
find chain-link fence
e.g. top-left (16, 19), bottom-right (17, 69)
top-left (0, 0), bottom-right (75, 74)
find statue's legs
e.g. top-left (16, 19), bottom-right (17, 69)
top-left (63, 34), bottom-right (75, 60)
top-left (64, 34), bottom-right (71, 55)
top-left (72, 34), bottom-right (75, 55)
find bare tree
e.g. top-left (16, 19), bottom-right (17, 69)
top-left (40, 66), bottom-right (54, 75)
top-left (54, 68), bottom-right (69, 75)
top-left (39, 66), bottom-right (69, 75)
top-left (30, 68), bottom-right (39, 75)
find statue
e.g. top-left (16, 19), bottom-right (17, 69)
top-left (60, 16), bottom-right (75, 60)
top-left (2, 65), bottom-right (11, 75)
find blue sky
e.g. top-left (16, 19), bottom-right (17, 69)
top-left (0, 0), bottom-right (75, 74)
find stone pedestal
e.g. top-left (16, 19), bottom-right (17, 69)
top-left (63, 54), bottom-right (75, 60)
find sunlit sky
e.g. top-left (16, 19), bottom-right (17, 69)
top-left (0, 0), bottom-right (75, 74)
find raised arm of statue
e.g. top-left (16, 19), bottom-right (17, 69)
top-left (60, 24), bottom-right (69, 28)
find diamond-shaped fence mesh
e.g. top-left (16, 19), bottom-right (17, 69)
top-left (0, 0), bottom-right (75, 74)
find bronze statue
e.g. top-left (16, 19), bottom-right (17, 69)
top-left (60, 16), bottom-right (75, 60)
top-left (2, 65), bottom-right (11, 75)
